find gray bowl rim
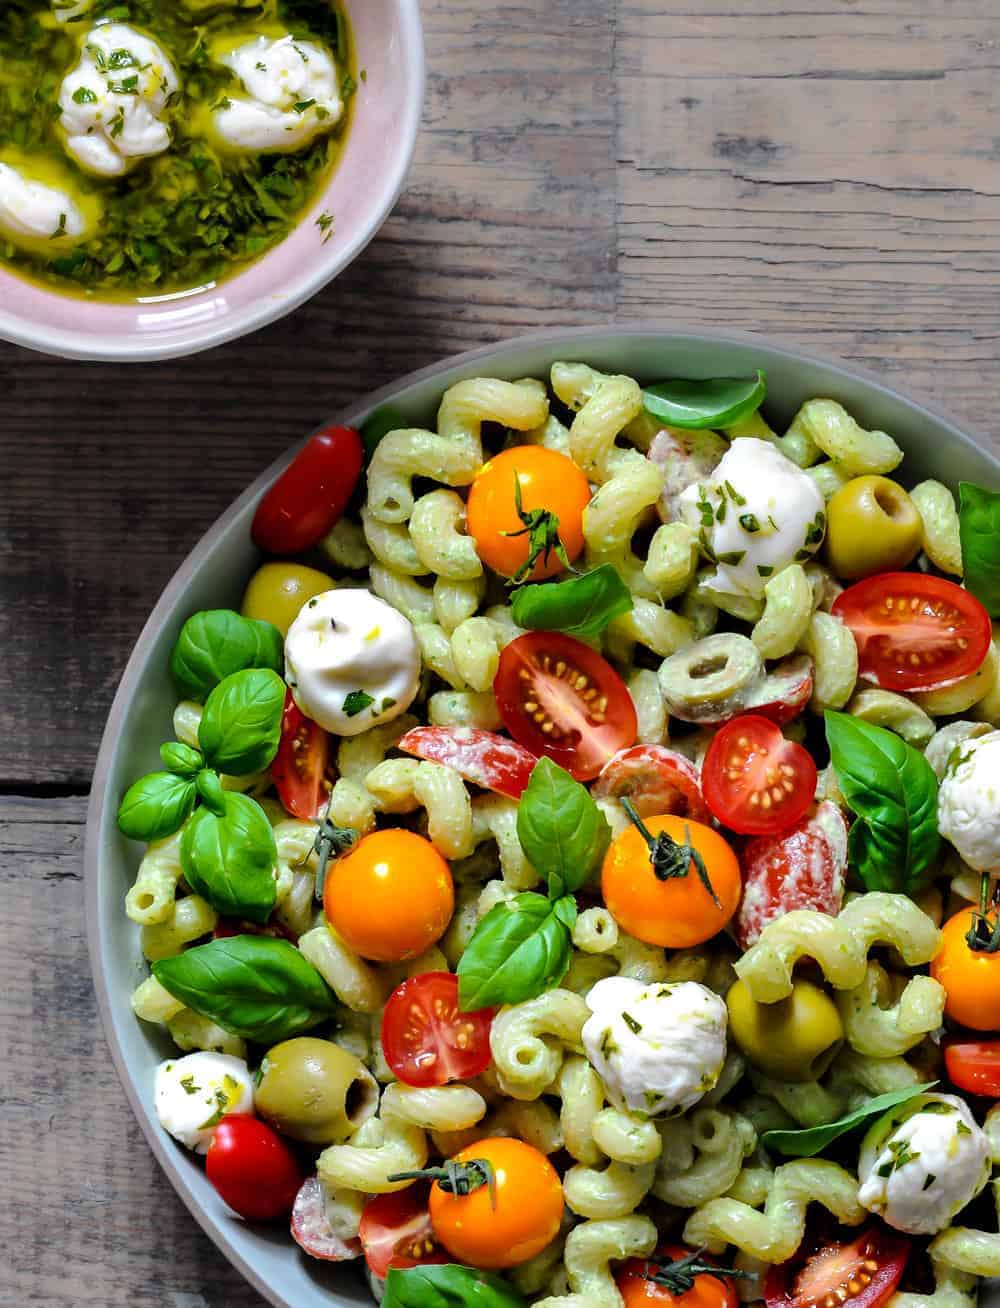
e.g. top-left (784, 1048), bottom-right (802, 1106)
top-left (84, 323), bottom-right (1000, 1307)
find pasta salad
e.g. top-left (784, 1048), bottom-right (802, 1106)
top-left (118, 362), bottom-right (1000, 1308)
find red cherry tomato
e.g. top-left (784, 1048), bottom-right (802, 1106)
top-left (702, 715), bottom-right (817, 836)
top-left (493, 632), bottom-right (637, 781)
top-left (945, 1041), bottom-right (1000, 1097)
top-left (359, 1185), bottom-right (449, 1278)
top-left (206, 1116), bottom-right (302, 1222)
top-left (252, 426), bottom-right (364, 556)
top-left (617, 1244), bottom-right (740, 1308)
top-left (735, 801), bottom-right (848, 949)
top-left (832, 572), bottom-right (991, 692)
top-left (744, 654), bottom-right (814, 724)
top-left (381, 972), bottom-right (495, 1088)
top-left (594, 745), bottom-right (710, 821)
top-left (764, 1226), bottom-right (909, 1308)
top-left (272, 692), bottom-right (334, 819)
top-left (291, 1177), bottom-right (362, 1261)
top-left (397, 726), bottom-right (537, 799)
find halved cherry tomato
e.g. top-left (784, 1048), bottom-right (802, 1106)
top-left (744, 654), bottom-right (814, 724)
top-left (594, 745), bottom-right (710, 822)
top-left (397, 726), bottom-right (537, 799)
top-left (735, 801), bottom-right (848, 950)
top-left (764, 1225), bottom-right (909, 1308)
top-left (703, 715), bottom-right (817, 836)
top-left (359, 1186), bottom-right (448, 1277)
top-left (252, 426), bottom-right (364, 556)
top-left (945, 1041), bottom-right (1000, 1097)
top-left (617, 1244), bottom-right (739, 1308)
top-left (832, 572), bottom-right (991, 692)
top-left (931, 907), bottom-right (1000, 1032)
top-left (272, 692), bottom-right (334, 819)
top-left (494, 632), bottom-right (637, 781)
top-left (466, 446), bottom-right (591, 582)
top-left (382, 972), bottom-right (495, 1088)
top-left (429, 1138), bottom-right (563, 1268)
top-left (206, 1116), bottom-right (302, 1222)
top-left (291, 1177), bottom-right (362, 1261)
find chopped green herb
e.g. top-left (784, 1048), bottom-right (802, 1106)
top-left (622, 1012), bottom-right (642, 1034)
top-left (724, 480), bottom-right (747, 506)
top-left (72, 86), bottom-right (98, 105)
top-left (923, 1174), bottom-right (936, 1190)
top-left (343, 690), bottom-right (375, 717)
top-left (717, 550), bottom-right (746, 566)
top-left (739, 513), bottom-right (761, 533)
top-left (315, 210), bottom-right (335, 243)
top-left (179, 1074), bottom-right (199, 1095)
top-left (757, 564), bottom-right (774, 577)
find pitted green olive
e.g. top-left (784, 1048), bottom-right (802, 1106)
top-left (726, 978), bottom-right (844, 1081)
top-left (255, 1037), bottom-right (378, 1144)
top-left (825, 476), bottom-right (922, 580)
top-left (657, 632), bottom-right (764, 723)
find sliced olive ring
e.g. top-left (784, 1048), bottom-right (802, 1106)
top-left (658, 633), bottom-right (765, 724)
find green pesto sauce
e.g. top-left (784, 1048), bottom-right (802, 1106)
top-left (0, 0), bottom-right (354, 298)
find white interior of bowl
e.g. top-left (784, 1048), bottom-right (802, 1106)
top-left (85, 326), bottom-right (1000, 1308)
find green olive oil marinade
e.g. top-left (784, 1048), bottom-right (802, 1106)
top-left (0, 0), bottom-right (354, 298)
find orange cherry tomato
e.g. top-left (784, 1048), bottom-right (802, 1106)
top-left (323, 830), bottom-right (454, 963)
top-left (466, 446), bottom-right (590, 581)
top-left (602, 814), bottom-right (740, 948)
top-left (931, 907), bottom-right (1000, 1032)
top-left (428, 1137), bottom-right (563, 1269)
top-left (618, 1244), bottom-right (740, 1308)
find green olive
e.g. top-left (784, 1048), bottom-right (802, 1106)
top-left (657, 632), bottom-right (764, 723)
top-left (726, 978), bottom-right (844, 1082)
top-left (255, 1037), bottom-right (378, 1144)
top-left (241, 562), bottom-right (334, 637)
top-left (825, 476), bottom-right (922, 580)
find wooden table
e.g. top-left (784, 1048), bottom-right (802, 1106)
top-left (3, 1), bottom-right (1000, 1302)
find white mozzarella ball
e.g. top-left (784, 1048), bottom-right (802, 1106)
top-left (154, 1052), bottom-right (254, 1154)
top-left (214, 35), bottom-right (343, 152)
top-left (938, 730), bottom-right (1000, 873)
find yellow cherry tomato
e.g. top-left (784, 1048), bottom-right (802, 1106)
top-left (931, 907), bottom-right (1000, 1032)
top-left (601, 814), bottom-right (740, 948)
top-left (824, 476), bottom-right (922, 580)
top-left (429, 1137), bottom-right (564, 1269)
top-left (324, 829), bottom-right (454, 962)
top-left (726, 978), bottom-right (844, 1081)
top-left (466, 446), bottom-right (591, 581)
top-left (242, 562), bottom-right (334, 636)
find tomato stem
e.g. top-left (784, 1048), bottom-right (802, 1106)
top-left (621, 799), bottom-right (721, 908)
top-left (501, 472), bottom-right (573, 584)
top-left (966, 874), bottom-right (1000, 953)
top-left (644, 1249), bottom-right (752, 1294)
top-left (307, 791), bottom-right (358, 899)
top-left (387, 1159), bottom-right (497, 1209)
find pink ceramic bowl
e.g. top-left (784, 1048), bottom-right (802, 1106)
top-left (0, 0), bottom-right (424, 362)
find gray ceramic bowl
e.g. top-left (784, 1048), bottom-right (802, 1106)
top-left (86, 327), bottom-right (1000, 1308)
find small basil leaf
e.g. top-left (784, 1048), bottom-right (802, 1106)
top-left (510, 565), bottom-right (633, 640)
top-left (762, 1082), bottom-right (937, 1158)
top-left (195, 768), bottom-right (227, 816)
top-left (457, 892), bottom-right (576, 1012)
top-left (517, 757), bottom-right (611, 899)
top-left (383, 1264), bottom-right (528, 1308)
top-left (170, 609), bottom-right (284, 702)
top-left (643, 369), bottom-right (766, 430)
top-left (824, 711), bottom-right (941, 893)
top-left (117, 771), bottom-right (197, 841)
top-left (159, 742), bottom-right (204, 778)
top-left (179, 791), bottom-right (277, 923)
top-left (959, 482), bottom-right (1000, 617)
top-left (198, 668), bottom-right (286, 776)
top-left (360, 404), bottom-right (408, 462)
top-left (153, 935), bottom-right (335, 1043)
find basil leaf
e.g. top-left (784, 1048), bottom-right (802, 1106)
top-left (959, 482), bottom-right (1000, 617)
top-left (643, 369), bottom-right (766, 429)
top-left (762, 1081), bottom-right (937, 1158)
top-left (457, 892), bottom-right (576, 1012)
top-left (159, 742), bottom-right (204, 778)
top-left (383, 1265), bottom-right (527, 1308)
top-left (179, 791), bottom-right (277, 923)
top-left (117, 771), bottom-right (196, 841)
top-left (360, 404), bottom-right (408, 462)
top-left (510, 565), bottom-right (633, 640)
top-left (517, 757), bottom-right (612, 898)
top-left (824, 711), bottom-right (941, 893)
top-left (198, 668), bottom-right (286, 775)
top-left (153, 935), bottom-right (335, 1044)
top-left (170, 609), bottom-right (284, 702)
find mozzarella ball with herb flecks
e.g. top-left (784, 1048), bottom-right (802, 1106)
top-left (938, 730), bottom-right (1000, 874)
top-left (678, 438), bottom-right (826, 601)
top-left (0, 162), bottom-right (89, 245)
top-left (581, 977), bottom-right (727, 1117)
top-left (284, 588), bottom-right (420, 737)
top-left (857, 1093), bottom-right (990, 1235)
top-left (154, 1052), bottom-right (254, 1154)
top-left (213, 35), bottom-right (344, 152)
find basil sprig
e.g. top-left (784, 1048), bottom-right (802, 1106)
top-left (198, 667), bottom-right (285, 776)
top-left (457, 893), bottom-right (577, 1012)
top-left (153, 935), bottom-right (336, 1043)
top-left (170, 609), bottom-right (284, 702)
top-left (824, 711), bottom-right (941, 893)
top-left (762, 1082), bottom-right (936, 1158)
top-left (180, 791), bottom-right (278, 923)
top-left (510, 564), bottom-right (633, 641)
top-left (959, 482), bottom-right (1000, 617)
top-left (643, 369), bottom-right (766, 429)
top-left (117, 770), bottom-right (197, 842)
top-left (517, 756), bottom-right (611, 898)
top-left (383, 1264), bottom-right (527, 1307)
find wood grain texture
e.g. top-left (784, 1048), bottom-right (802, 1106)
top-left (3, 0), bottom-right (1000, 1303)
